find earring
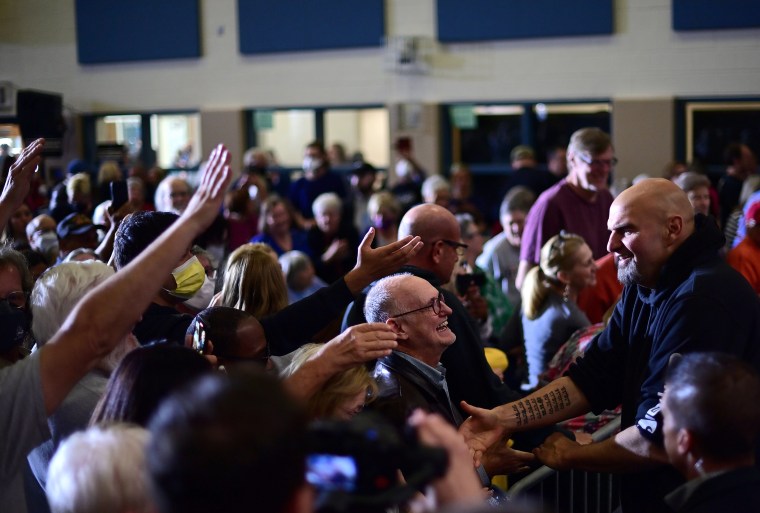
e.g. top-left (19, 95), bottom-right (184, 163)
top-left (562, 284), bottom-right (570, 303)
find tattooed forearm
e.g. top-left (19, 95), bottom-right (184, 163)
top-left (513, 386), bottom-right (573, 427)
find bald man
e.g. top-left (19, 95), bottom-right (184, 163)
top-left (461, 179), bottom-right (760, 513)
top-left (344, 203), bottom-right (523, 414)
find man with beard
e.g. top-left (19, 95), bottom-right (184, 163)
top-left (460, 179), bottom-right (760, 513)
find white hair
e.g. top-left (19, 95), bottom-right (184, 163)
top-left (364, 273), bottom-right (412, 324)
top-left (421, 175), bottom-right (450, 203)
top-left (47, 424), bottom-right (153, 513)
top-left (154, 175), bottom-right (191, 214)
top-left (31, 261), bottom-right (115, 345)
top-left (312, 192), bottom-right (342, 216)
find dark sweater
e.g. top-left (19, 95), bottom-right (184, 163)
top-left (568, 214), bottom-right (760, 513)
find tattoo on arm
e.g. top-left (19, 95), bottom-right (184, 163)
top-left (513, 386), bottom-right (572, 427)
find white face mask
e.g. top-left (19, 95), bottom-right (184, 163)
top-left (302, 157), bottom-right (323, 174)
top-left (34, 231), bottom-right (59, 254)
top-left (183, 273), bottom-right (216, 310)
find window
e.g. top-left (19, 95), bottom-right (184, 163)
top-left (249, 106), bottom-right (390, 170)
top-left (324, 108), bottom-right (389, 169)
top-left (88, 111), bottom-right (201, 170)
top-left (682, 101), bottom-right (760, 171)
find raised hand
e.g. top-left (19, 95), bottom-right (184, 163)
top-left (458, 401), bottom-right (507, 467)
top-left (181, 144), bottom-right (232, 231)
top-left (1, 138), bottom-right (45, 211)
top-left (345, 228), bottom-right (423, 293)
top-left (317, 322), bottom-right (398, 370)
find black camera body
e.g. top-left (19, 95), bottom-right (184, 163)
top-left (305, 411), bottom-right (448, 513)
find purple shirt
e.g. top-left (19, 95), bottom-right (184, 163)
top-left (520, 179), bottom-right (614, 264)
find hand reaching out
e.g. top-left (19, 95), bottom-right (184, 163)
top-left (345, 228), bottom-right (423, 294)
top-left (458, 401), bottom-right (507, 467)
top-left (532, 432), bottom-right (581, 471)
top-left (317, 322), bottom-right (398, 371)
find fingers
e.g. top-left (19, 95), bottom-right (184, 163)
top-left (459, 400), bottom-right (485, 417)
top-left (384, 235), bottom-right (423, 257)
top-left (510, 447), bottom-right (537, 463)
top-left (11, 138), bottom-right (45, 174)
top-left (358, 226), bottom-right (376, 249)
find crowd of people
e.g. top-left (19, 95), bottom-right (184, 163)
top-left (0, 128), bottom-right (758, 513)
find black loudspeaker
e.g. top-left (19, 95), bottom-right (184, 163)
top-left (17, 89), bottom-right (64, 157)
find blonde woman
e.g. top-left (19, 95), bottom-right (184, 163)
top-left (283, 343), bottom-right (377, 420)
top-left (521, 232), bottom-right (597, 390)
top-left (218, 243), bottom-right (288, 318)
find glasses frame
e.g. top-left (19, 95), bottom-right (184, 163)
top-left (392, 291), bottom-right (446, 318)
top-left (437, 239), bottom-right (469, 256)
top-left (576, 153), bottom-right (618, 168)
top-left (0, 290), bottom-right (28, 309)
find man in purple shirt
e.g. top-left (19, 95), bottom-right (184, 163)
top-left (515, 128), bottom-right (616, 290)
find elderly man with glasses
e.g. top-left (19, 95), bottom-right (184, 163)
top-left (364, 272), bottom-right (534, 479)
top-left (345, 203), bottom-right (524, 414)
top-left (516, 127), bottom-right (617, 291)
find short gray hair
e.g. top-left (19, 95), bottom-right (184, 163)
top-left (47, 424), bottom-right (152, 513)
top-left (364, 273), bottom-right (411, 323)
top-left (312, 192), bottom-right (342, 217)
top-left (278, 250), bottom-right (311, 289)
top-left (673, 171), bottom-right (710, 193)
top-left (421, 175), bottom-right (450, 203)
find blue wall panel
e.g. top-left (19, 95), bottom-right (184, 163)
top-left (673, 0), bottom-right (760, 31)
top-left (238, 0), bottom-right (384, 54)
top-left (437, 0), bottom-right (613, 42)
top-left (75, 0), bottom-right (201, 64)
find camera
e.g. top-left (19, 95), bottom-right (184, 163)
top-left (305, 411), bottom-right (448, 513)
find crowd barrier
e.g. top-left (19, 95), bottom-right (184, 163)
top-left (506, 416), bottom-right (622, 513)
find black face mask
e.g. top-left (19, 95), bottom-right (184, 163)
top-left (0, 300), bottom-right (29, 353)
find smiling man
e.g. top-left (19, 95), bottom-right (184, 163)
top-left (365, 273), bottom-right (535, 481)
top-left (364, 274), bottom-right (459, 428)
top-left (461, 178), bottom-right (760, 513)
top-left (516, 128), bottom-right (616, 290)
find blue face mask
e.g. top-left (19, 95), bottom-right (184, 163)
top-left (0, 300), bottom-right (28, 353)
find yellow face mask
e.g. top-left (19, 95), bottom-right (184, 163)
top-left (166, 256), bottom-right (206, 300)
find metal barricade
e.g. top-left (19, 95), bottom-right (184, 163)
top-left (505, 417), bottom-right (622, 513)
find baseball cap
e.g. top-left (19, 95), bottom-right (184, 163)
top-left (56, 213), bottom-right (102, 239)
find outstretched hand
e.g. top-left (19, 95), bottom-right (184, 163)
top-left (345, 228), bottom-right (423, 294)
top-left (458, 401), bottom-right (507, 467)
top-left (181, 144), bottom-right (232, 231)
top-left (1, 138), bottom-right (44, 212)
top-left (317, 322), bottom-right (398, 371)
top-left (482, 437), bottom-right (535, 475)
top-left (532, 432), bottom-right (582, 471)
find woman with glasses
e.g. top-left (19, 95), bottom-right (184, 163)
top-left (0, 247), bottom-right (34, 367)
top-left (521, 232), bottom-right (597, 391)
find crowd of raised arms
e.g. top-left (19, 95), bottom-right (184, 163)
top-left (0, 131), bottom-right (758, 513)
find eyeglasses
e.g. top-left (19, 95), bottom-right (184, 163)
top-left (0, 291), bottom-right (27, 309)
top-left (437, 239), bottom-right (468, 256)
top-left (576, 154), bottom-right (618, 168)
top-left (392, 291), bottom-right (446, 318)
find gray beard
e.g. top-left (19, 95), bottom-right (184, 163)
top-left (617, 260), bottom-right (643, 287)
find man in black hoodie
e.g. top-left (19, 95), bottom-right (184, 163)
top-left (461, 178), bottom-right (760, 513)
